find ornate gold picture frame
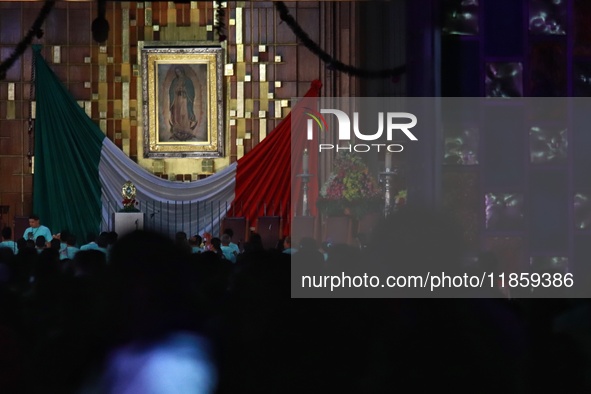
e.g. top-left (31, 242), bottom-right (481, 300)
top-left (142, 46), bottom-right (224, 158)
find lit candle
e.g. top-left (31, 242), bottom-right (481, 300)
top-left (303, 148), bottom-right (309, 173)
top-left (385, 151), bottom-right (392, 171)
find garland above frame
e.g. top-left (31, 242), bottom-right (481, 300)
top-left (214, 0), bottom-right (227, 42)
top-left (0, 1), bottom-right (55, 81)
top-left (274, 1), bottom-right (405, 79)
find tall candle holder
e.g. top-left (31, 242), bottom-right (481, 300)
top-left (297, 149), bottom-right (313, 216)
top-left (379, 166), bottom-right (398, 217)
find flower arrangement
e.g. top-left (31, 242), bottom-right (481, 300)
top-left (394, 189), bottom-right (407, 209)
top-left (317, 152), bottom-right (382, 217)
top-left (119, 180), bottom-right (140, 212)
top-left (120, 198), bottom-right (140, 212)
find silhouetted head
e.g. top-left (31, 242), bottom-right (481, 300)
top-left (221, 234), bottom-right (231, 246)
top-left (107, 230), bottom-right (197, 342)
top-left (1, 227), bottom-right (12, 240)
top-left (35, 236), bottom-right (46, 249)
top-left (223, 228), bottom-right (234, 238)
top-left (369, 206), bottom-right (464, 276)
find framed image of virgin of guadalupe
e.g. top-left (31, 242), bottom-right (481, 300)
top-left (142, 45), bottom-right (224, 158)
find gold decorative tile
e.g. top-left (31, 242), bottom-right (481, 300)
top-left (122, 119), bottom-right (130, 137)
top-left (224, 63), bottom-right (234, 76)
top-left (237, 63), bottom-right (245, 80)
top-left (84, 101), bottom-right (92, 117)
top-left (144, 27), bottom-right (153, 41)
top-left (114, 100), bottom-right (122, 119)
top-left (122, 138), bottom-right (130, 156)
top-left (122, 82), bottom-right (130, 118)
top-left (237, 119), bottom-right (245, 137)
top-left (122, 8), bottom-right (130, 63)
top-left (236, 82), bottom-right (244, 117)
top-left (8, 83), bottom-right (15, 101)
top-left (167, 8), bottom-right (176, 25)
top-left (99, 65), bottom-right (107, 82)
top-left (260, 119), bottom-right (267, 141)
top-left (121, 64), bottom-right (130, 80)
top-left (237, 44), bottom-right (244, 62)
top-left (190, 8), bottom-right (199, 24)
top-left (53, 46), bottom-right (60, 63)
top-left (259, 64), bottom-right (266, 81)
top-left (99, 82), bottom-right (108, 99)
top-left (245, 99), bottom-right (254, 112)
top-left (6, 101), bottom-right (15, 119)
top-left (236, 7), bottom-right (243, 44)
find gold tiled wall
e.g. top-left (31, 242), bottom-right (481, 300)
top-left (0, 1), bottom-right (336, 218)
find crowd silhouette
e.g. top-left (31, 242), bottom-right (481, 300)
top-left (0, 207), bottom-right (589, 393)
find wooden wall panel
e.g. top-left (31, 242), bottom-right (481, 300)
top-left (0, 9), bottom-right (22, 45)
top-left (44, 7), bottom-right (68, 44)
top-left (0, 127), bottom-right (23, 156)
top-left (0, 0), bottom-right (350, 220)
top-left (68, 9), bottom-right (92, 45)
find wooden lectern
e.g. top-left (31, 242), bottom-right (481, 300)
top-left (256, 216), bottom-right (282, 250)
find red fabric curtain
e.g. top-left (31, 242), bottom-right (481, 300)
top-left (231, 80), bottom-right (322, 236)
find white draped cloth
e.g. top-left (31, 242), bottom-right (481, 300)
top-left (99, 138), bottom-right (237, 237)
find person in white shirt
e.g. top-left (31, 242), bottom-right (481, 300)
top-left (222, 228), bottom-right (240, 255)
top-left (220, 234), bottom-right (237, 263)
top-left (80, 232), bottom-right (108, 256)
top-left (23, 214), bottom-right (53, 246)
top-left (60, 235), bottom-right (80, 261)
top-left (0, 227), bottom-right (18, 254)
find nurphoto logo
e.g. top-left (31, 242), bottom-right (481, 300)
top-left (306, 108), bottom-right (418, 152)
